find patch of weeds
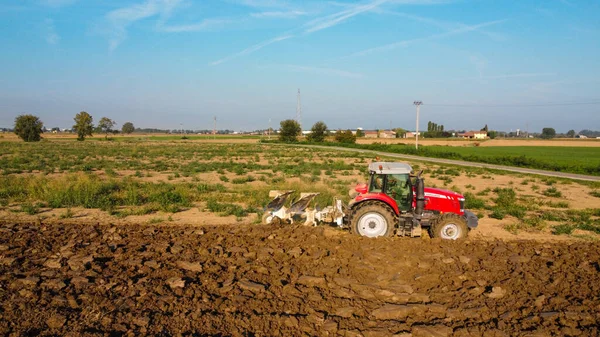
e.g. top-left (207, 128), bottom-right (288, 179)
top-left (232, 175), bottom-right (256, 184)
top-left (206, 200), bottom-right (250, 217)
top-left (60, 208), bottom-right (74, 219)
top-left (531, 184), bottom-right (539, 191)
top-left (552, 224), bottom-right (575, 235)
top-left (590, 190), bottom-right (600, 198)
top-left (476, 188), bottom-right (491, 196)
top-left (521, 216), bottom-right (546, 230)
top-left (546, 201), bottom-right (569, 208)
top-left (147, 217), bottom-right (164, 224)
top-left (490, 187), bottom-right (527, 220)
top-left (490, 208), bottom-right (506, 220)
top-left (105, 168), bottom-right (118, 177)
top-left (464, 192), bottom-right (487, 210)
top-left (542, 187), bottom-right (562, 198)
top-left (504, 223), bottom-right (519, 234)
top-left (219, 175), bottom-right (230, 183)
top-left (21, 203), bottom-right (39, 215)
top-left (134, 170), bottom-right (143, 178)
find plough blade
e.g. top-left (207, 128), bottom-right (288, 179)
top-left (265, 190), bottom-right (294, 212)
top-left (289, 193), bottom-right (319, 213)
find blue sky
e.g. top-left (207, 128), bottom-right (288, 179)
top-left (0, 0), bottom-right (599, 133)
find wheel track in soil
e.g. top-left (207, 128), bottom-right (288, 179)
top-left (1, 221), bottom-right (600, 336)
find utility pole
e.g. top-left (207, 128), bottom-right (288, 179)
top-left (213, 116), bottom-right (216, 140)
top-left (413, 101), bottom-right (423, 150)
top-left (296, 89), bottom-right (302, 131)
top-left (268, 118), bottom-right (272, 140)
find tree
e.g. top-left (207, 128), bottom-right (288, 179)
top-left (307, 121), bottom-right (327, 143)
top-left (488, 130), bottom-right (498, 139)
top-left (334, 129), bottom-right (356, 144)
top-left (14, 114), bottom-right (44, 142)
top-left (540, 128), bottom-right (556, 140)
top-left (356, 129), bottom-right (364, 137)
top-left (98, 117), bottom-right (116, 139)
top-left (279, 119), bottom-right (301, 142)
top-left (481, 124), bottom-right (489, 132)
top-left (122, 122), bottom-right (135, 134)
top-left (566, 129), bottom-right (575, 138)
top-left (395, 128), bottom-right (407, 138)
top-left (73, 111), bottom-right (94, 141)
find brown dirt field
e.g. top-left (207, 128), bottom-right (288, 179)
top-left (1, 221), bottom-right (600, 336)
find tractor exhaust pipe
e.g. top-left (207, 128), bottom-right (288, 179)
top-left (415, 177), bottom-right (425, 216)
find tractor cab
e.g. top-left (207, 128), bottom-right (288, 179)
top-left (367, 162), bottom-right (413, 212)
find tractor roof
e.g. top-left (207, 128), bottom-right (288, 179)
top-left (369, 162), bottom-right (413, 175)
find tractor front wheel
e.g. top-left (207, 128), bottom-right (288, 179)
top-left (430, 213), bottom-right (468, 240)
top-left (350, 202), bottom-right (396, 238)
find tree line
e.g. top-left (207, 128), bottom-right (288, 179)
top-left (12, 113), bottom-right (135, 142)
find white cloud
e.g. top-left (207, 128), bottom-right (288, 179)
top-left (39, 0), bottom-right (78, 7)
top-left (105, 0), bottom-right (185, 51)
top-left (279, 64), bottom-right (363, 78)
top-left (250, 11), bottom-right (308, 19)
top-left (227, 0), bottom-right (290, 8)
top-left (44, 18), bottom-right (60, 45)
top-left (211, 0), bottom-right (389, 65)
top-left (211, 35), bottom-right (294, 65)
top-left (435, 73), bottom-right (556, 83)
top-left (158, 18), bottom-right (231, 32)
top-left (303, 0), bottom-right (387, 34)
top-left (351, 19), bottom-right (507, 57)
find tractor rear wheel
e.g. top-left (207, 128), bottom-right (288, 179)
top-left (430, 213), bottom-right (468, 240)
top-left (350, 202), bottom-right (396, 238)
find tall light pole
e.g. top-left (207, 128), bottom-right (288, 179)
top-left (213, 116), bottom-right (216, 140)
top-left (413, 101), bottom-right (423, 150)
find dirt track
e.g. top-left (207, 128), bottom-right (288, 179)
top-left (1, 222), bottom-right (600, 336)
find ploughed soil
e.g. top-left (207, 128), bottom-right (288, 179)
top-left (1, 222), bottom-right (600, 336)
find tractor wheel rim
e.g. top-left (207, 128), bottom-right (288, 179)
top-left (358, 213), bottom-right (388, 237)
top-left (441, 223), bottom-right (460, 240)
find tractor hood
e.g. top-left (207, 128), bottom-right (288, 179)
top-left (424, 187), bottom-right (464, 200)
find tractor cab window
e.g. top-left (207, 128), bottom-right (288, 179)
top-left (386, 174), bottom-right (411, 211)
top-left (369, 174), bottom-right (385, 193)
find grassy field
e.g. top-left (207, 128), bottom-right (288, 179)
top-left (311, 141), bottom-right (600, 176)
top-left (0, 139), bottom-right (599, 238)
top-left (426, 145), bottom-right (600, 171)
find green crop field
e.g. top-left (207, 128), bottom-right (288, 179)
top-left (313, 142), bottom-right (600, 176)
top-left (425, 145), bottom-right (600, 171)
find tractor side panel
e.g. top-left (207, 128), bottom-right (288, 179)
top-left (424, 193), bottom-right (463, 215)
top-left (352, 193), bottom-right (400, 215)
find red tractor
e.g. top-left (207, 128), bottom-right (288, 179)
top-left (263, 162), bottom-right (478, 240)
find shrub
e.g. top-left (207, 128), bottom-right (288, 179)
top-left (14, 115), bottom-right (44, 142)
top-left (334, 130), bottom-right (356, 144)
top-left (542, 187), bottom-right (562, 198)
top-left (553, 224), bottom-right (575, 235)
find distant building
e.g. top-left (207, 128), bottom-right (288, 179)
top-left (364, 131), bottom-right (378, 138)
top-left (459, 131), bottom-right (488, 139)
